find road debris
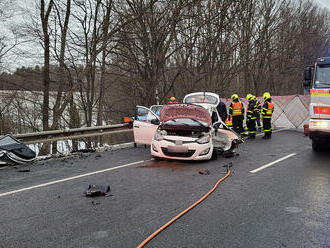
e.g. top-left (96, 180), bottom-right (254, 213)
top-left (198, 169), bottom-right (210, 175)
top-left (0, 135), bottom-right (36, 165)
top-left (85, 184), bottom-right (110, 197)
top-left (18, 169), bottom-right (30, 173)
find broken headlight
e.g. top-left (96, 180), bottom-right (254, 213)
top-left (154, 132), bottom-right (164, 141)
top-left (196, 135), bottom-right (211, 144)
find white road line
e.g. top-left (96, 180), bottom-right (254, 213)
top-left (0, 160), bottom-right (149, 198)
top-left (250, 153), bottom-right (296, 173)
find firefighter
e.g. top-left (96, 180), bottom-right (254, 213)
top-left (246, 93), bottom-right (257, 139)
top-left (168, 96), bottom-right (178, 104)
top-left (229, 94), bottom-right (245, 135)
top-left (252, 95), bottom-right (262, 131)
top-left (262, 92), bottom-right (274, 139)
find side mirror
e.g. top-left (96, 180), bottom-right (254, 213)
top-left (303, 67), bottom-right (312, 87)
top-left (151, 118), bottom-right (160, 125)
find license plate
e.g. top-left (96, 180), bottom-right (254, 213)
top-left (167, 145), bottom-right (188, 153)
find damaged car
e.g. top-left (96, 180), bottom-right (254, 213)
top-left (0, 135), bottom-right (36, 165)
top-left (133, 93), bottom-right (242, 160)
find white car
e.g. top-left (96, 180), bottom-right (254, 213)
top-left (133, 92), bottom-right (242, 160)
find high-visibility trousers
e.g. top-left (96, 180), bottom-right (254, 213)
top-left (232, 116), bottom-right (244, 135)
top-left (247, 118), bottom-right (256, 136)
top-left (263, 118), bottom-right (272, 137)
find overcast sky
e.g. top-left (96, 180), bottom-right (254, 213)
top-left (1, 0), bottom-right (330, 72)
top-left (316, 0), bottom-right (330, 10)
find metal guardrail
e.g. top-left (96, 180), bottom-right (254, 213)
top-left (14, 124), bottom-right (132, 144)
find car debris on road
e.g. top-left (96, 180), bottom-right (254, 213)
top-left (198, 169), bottom-right (210, 175)
top-left (0, 135), bottom-right (36, 165)
top-left (85, 184), bottom-right (111, 197)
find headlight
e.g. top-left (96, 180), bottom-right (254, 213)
top-left (196, 135), bottom-right (211, 144)
top-left (310, 120), bottom-right (328, 128)
top-left (154, 132), bottom-right (164, 141)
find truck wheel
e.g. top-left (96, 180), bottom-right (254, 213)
top-left (312, 138), bottom-right (322, 151)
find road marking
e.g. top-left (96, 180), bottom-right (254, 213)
top-left (250, 153), bottom-right (296, 173)
top-left (0, 160), bottom-right (149, 198)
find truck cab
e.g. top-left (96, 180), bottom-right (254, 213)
top-left (304, 57), bottom-right (330, 151)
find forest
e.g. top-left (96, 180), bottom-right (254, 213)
top-left (0, 0), bottom-right (329, 137)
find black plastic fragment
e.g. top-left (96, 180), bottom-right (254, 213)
top-left (85, 184), bottom-right (110, 197)
top-left (198, 169), bottom-right (210, 175)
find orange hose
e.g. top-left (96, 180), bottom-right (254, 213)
top-left (136, 169), bottom-right (231, 248)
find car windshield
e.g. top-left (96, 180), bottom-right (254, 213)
top-left (185, 94), bottom-right (218, 104)
top-left (315, 65), bottom-right (330, 88)
top-left (164, 118), bottom-right (209, 127)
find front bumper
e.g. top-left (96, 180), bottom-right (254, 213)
top-left (151, 139), bottom-right (213, 160)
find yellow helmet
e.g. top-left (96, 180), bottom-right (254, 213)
top-left (246, 94), bottom-right (252, 100)
top-left (263, 92), bottom-right (270, 100)
top-left (231, 94), bottom-right (239, 100)
top-left (170, 96), bottom-right (176, 101)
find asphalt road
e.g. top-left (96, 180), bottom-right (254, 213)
top-left (0, 130), bottom-right (329, 248)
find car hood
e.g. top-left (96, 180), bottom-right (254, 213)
top-left (160, 104), bottom-right (212, 126)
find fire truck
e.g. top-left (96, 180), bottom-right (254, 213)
top-left (304, 57), bottom-right (330, 151)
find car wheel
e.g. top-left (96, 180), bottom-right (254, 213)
top-left (211, 149), bottom-right (217, 160)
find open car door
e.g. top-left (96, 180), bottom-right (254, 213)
top-left (133, 106), bottom-right (160, 145)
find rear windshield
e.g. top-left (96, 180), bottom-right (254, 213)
top-left (185, 94), bottom-right (218, 104)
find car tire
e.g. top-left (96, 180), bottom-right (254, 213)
top-left (211, 149), bottom-right (217, 160)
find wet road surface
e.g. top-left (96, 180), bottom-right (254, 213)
top-left (0, 130), bottom-right (329, 248)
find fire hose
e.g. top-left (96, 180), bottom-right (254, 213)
top-left (137, 165), bottom-right (232, 248)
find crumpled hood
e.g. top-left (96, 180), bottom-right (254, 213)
top-left (160, 104), bottom-right (212, 126)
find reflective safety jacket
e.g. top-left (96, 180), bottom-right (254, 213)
top-left (247, 100), bottom-right (257, 120)
top-left (262, 100), bottom-right (274, 118)
top-left (229, 100), bottom-right (244, 116)
top-left (225, 115), bottom-right (233, 128)
top-left (254, 99), bottom-right (261, 113)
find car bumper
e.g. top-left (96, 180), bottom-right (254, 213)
top-left (309, 119), bottom-right (330, 137)
top-left (151, 140), bottom-right (213, 160)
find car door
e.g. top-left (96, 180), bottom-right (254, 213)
top-left (133, 106), bottom-right (160, 145)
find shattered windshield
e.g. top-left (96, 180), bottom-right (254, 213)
top-left (315, 65), bottom-right (330, 88)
